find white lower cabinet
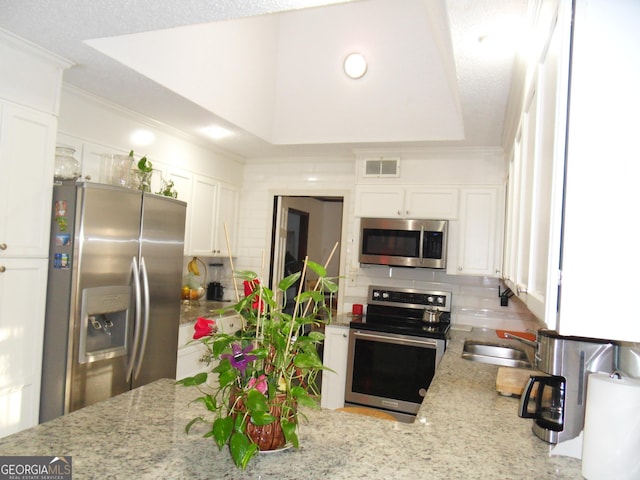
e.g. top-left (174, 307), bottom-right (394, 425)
top-left (176, 315), bottom-right (243, 381)
top-left (0, 258), bottom-right (48, 438)
top-left (320, 324), bottom-right (349, 409)
top-left (176, 322), bottom-right (211, 381)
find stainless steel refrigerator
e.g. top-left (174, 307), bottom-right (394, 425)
top-left (40, 182), bottom-right (186, 423)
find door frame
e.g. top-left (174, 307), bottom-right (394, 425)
top-left (266, 189), bottom-right (350, 315)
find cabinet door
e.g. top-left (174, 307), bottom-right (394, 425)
top-left (0, 104), bottom-right (56, 258)
top-left (188, 175), bottom-right (218, 256)
top-left (320, 325), bottom-right (349, 409)
top-left (215, 183), bottom-right (238, 256)
top-left (0, 258), bottom-right (48, 437)
top-left (405, 187), bottom-right (459, 219)
top-left (454, 187), bottom-right (504, 277)
top-left (165, 167), bottom-right (192, 254)
top-left (354, 185), bottom-right (405, 217)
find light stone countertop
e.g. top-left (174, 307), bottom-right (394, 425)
top-left (179, 299), bottom-right (235, 325)
top-left (0, 329), bottom-right (583, 479)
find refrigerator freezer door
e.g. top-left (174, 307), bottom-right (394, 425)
top-left (132, 193), bottom-right (186, 387)
top-left (68, 185), bottom-right (142, 413)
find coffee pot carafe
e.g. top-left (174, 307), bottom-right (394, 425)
top-left (518, 329), bottom-right (616, 444)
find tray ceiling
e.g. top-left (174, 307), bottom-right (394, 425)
top-left (0, 0), bottom-right (529, 159)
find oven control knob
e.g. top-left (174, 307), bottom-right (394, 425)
top-left (437, 297), bottom-right (444, 304)
top-left (427, 296), bottom-right (434, 303)
top-left (373, 291), bottom-right (380, 298)
top-left (382, 292), bottom-right (390, 299)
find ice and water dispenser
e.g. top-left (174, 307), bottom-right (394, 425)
top-left (78, 286), bottom-right (132, 364)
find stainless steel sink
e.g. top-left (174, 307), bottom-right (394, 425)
top-left (462, 340), bottom-right (532, 368)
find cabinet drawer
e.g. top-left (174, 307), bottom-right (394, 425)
top-left (176, 343), bottom-right (209, 380)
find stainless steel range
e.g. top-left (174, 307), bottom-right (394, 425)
top-left (345, 285), bottom-right (452, 422)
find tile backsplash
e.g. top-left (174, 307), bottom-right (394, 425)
top-left (344, 265), bottom-right (541, 332)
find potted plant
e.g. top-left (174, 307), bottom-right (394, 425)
top-left (177, 250), bottom-right (338, 469)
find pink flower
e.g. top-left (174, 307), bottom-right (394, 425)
top-left (247, 375), bottom-right (268, 395)
top-left (193, 317), bottom-right (217, 339)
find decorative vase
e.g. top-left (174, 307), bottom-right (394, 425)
top-left (54, 146), bottom-right (81, 181)
top-left (233, 392), bottom-right (295, 451)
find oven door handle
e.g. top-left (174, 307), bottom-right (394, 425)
top-left (353, 330), bottom-right (438, 348)
top-left (419, 225), bottom-right (424, 264)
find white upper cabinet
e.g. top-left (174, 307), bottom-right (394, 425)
top-left (503, 0), bottom-right (640, 342)
top-left (449, 187), bottom-right (504, 277)
top-left (188, 174), bottom-right (218, 256)
top-left (556, 0), bottom-right (640, 342)
top-left (355, 185), bottom-right (458, 219)
top-left (0, 103), bottom-right (57, 258)
top-left (187, 175), bottom-right (239, 257)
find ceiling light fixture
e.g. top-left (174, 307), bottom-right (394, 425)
top-left (130, 129), bottom-right (155, 146)
top-left (201, 125), bottom-right (232, 140)
top-left (343, 52), bottom-right (367, 79)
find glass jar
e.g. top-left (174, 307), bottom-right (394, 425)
top-left (54, 146), bottom-right (81, 181)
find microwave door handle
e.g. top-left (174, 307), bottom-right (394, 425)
top-left (419, 226), bottom-right (424, 264)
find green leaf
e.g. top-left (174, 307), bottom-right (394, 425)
top-left (245, 389), bottom-right (268, 412)
top-left (218, 367), bottom-right (238, 388)
top-left (295, 392), bottom-right (319, 409)
top-left (250, 410), bottom-right (276, 426)
top-left (282, 419), bottom-right (299, 448)
top-left (293, 352), bottom-right (324, 369)
top-left (175, 371), bottom-right (208, 386)
top-left (278, 272), bottom-right (301, 291)
top-left (212, 357), bottom-right (232, 374)
top-left (234, 270), bottom-right (259, 281)
top-left (184, 416), bottom-right (203, 434)
top-left (306, 260), bottom-right (326, 277)
top-left (229, 432), bottom-right (258, 470)
top-left (307, 331), bottom-right (325, 342)
top-left (212, 416), bottom-right (234, 449)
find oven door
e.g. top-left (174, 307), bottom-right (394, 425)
top-left (345, 328), bottom-right (445, 418)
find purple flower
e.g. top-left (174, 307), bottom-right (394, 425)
top-left (221, 343), bottom-right (256, 375)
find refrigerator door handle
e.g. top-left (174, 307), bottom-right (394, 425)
top-left (126, 256), bottom-right (143, 379)
top-left (133, 256), bottom-right (151, 380)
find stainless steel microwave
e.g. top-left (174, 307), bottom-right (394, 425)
top-left (359, 218), bottom-right (448, 269)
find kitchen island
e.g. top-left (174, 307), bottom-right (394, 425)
top-left (0, 329), bottom-right (582, 479)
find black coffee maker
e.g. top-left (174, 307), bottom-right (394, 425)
top-left (518, 329), bottom-right (616, 444)
top-left (206, 263), bottom-right (225, 301)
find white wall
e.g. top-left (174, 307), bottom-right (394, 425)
top-left (234, 151), bottom-right (539, 331)
top-left (57, 86), bottom-right (244, 184)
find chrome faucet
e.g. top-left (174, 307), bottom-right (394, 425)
top-left (503, 331), bottom-right (537, 349)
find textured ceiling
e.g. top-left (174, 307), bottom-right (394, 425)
top-left (0, 0), bottom-right (529, 159)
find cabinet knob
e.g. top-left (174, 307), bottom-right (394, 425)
top-left (458, 266), bottom-right (463, 271)
top-left (0, 243), bottom-right (6, 250)
top-left (0, 266), bottom-right (5, 273)
top-left (397, 211), bottom-right (401, 216)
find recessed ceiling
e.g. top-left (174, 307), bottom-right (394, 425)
top-left (0, 0), bottom-right (529, 159)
